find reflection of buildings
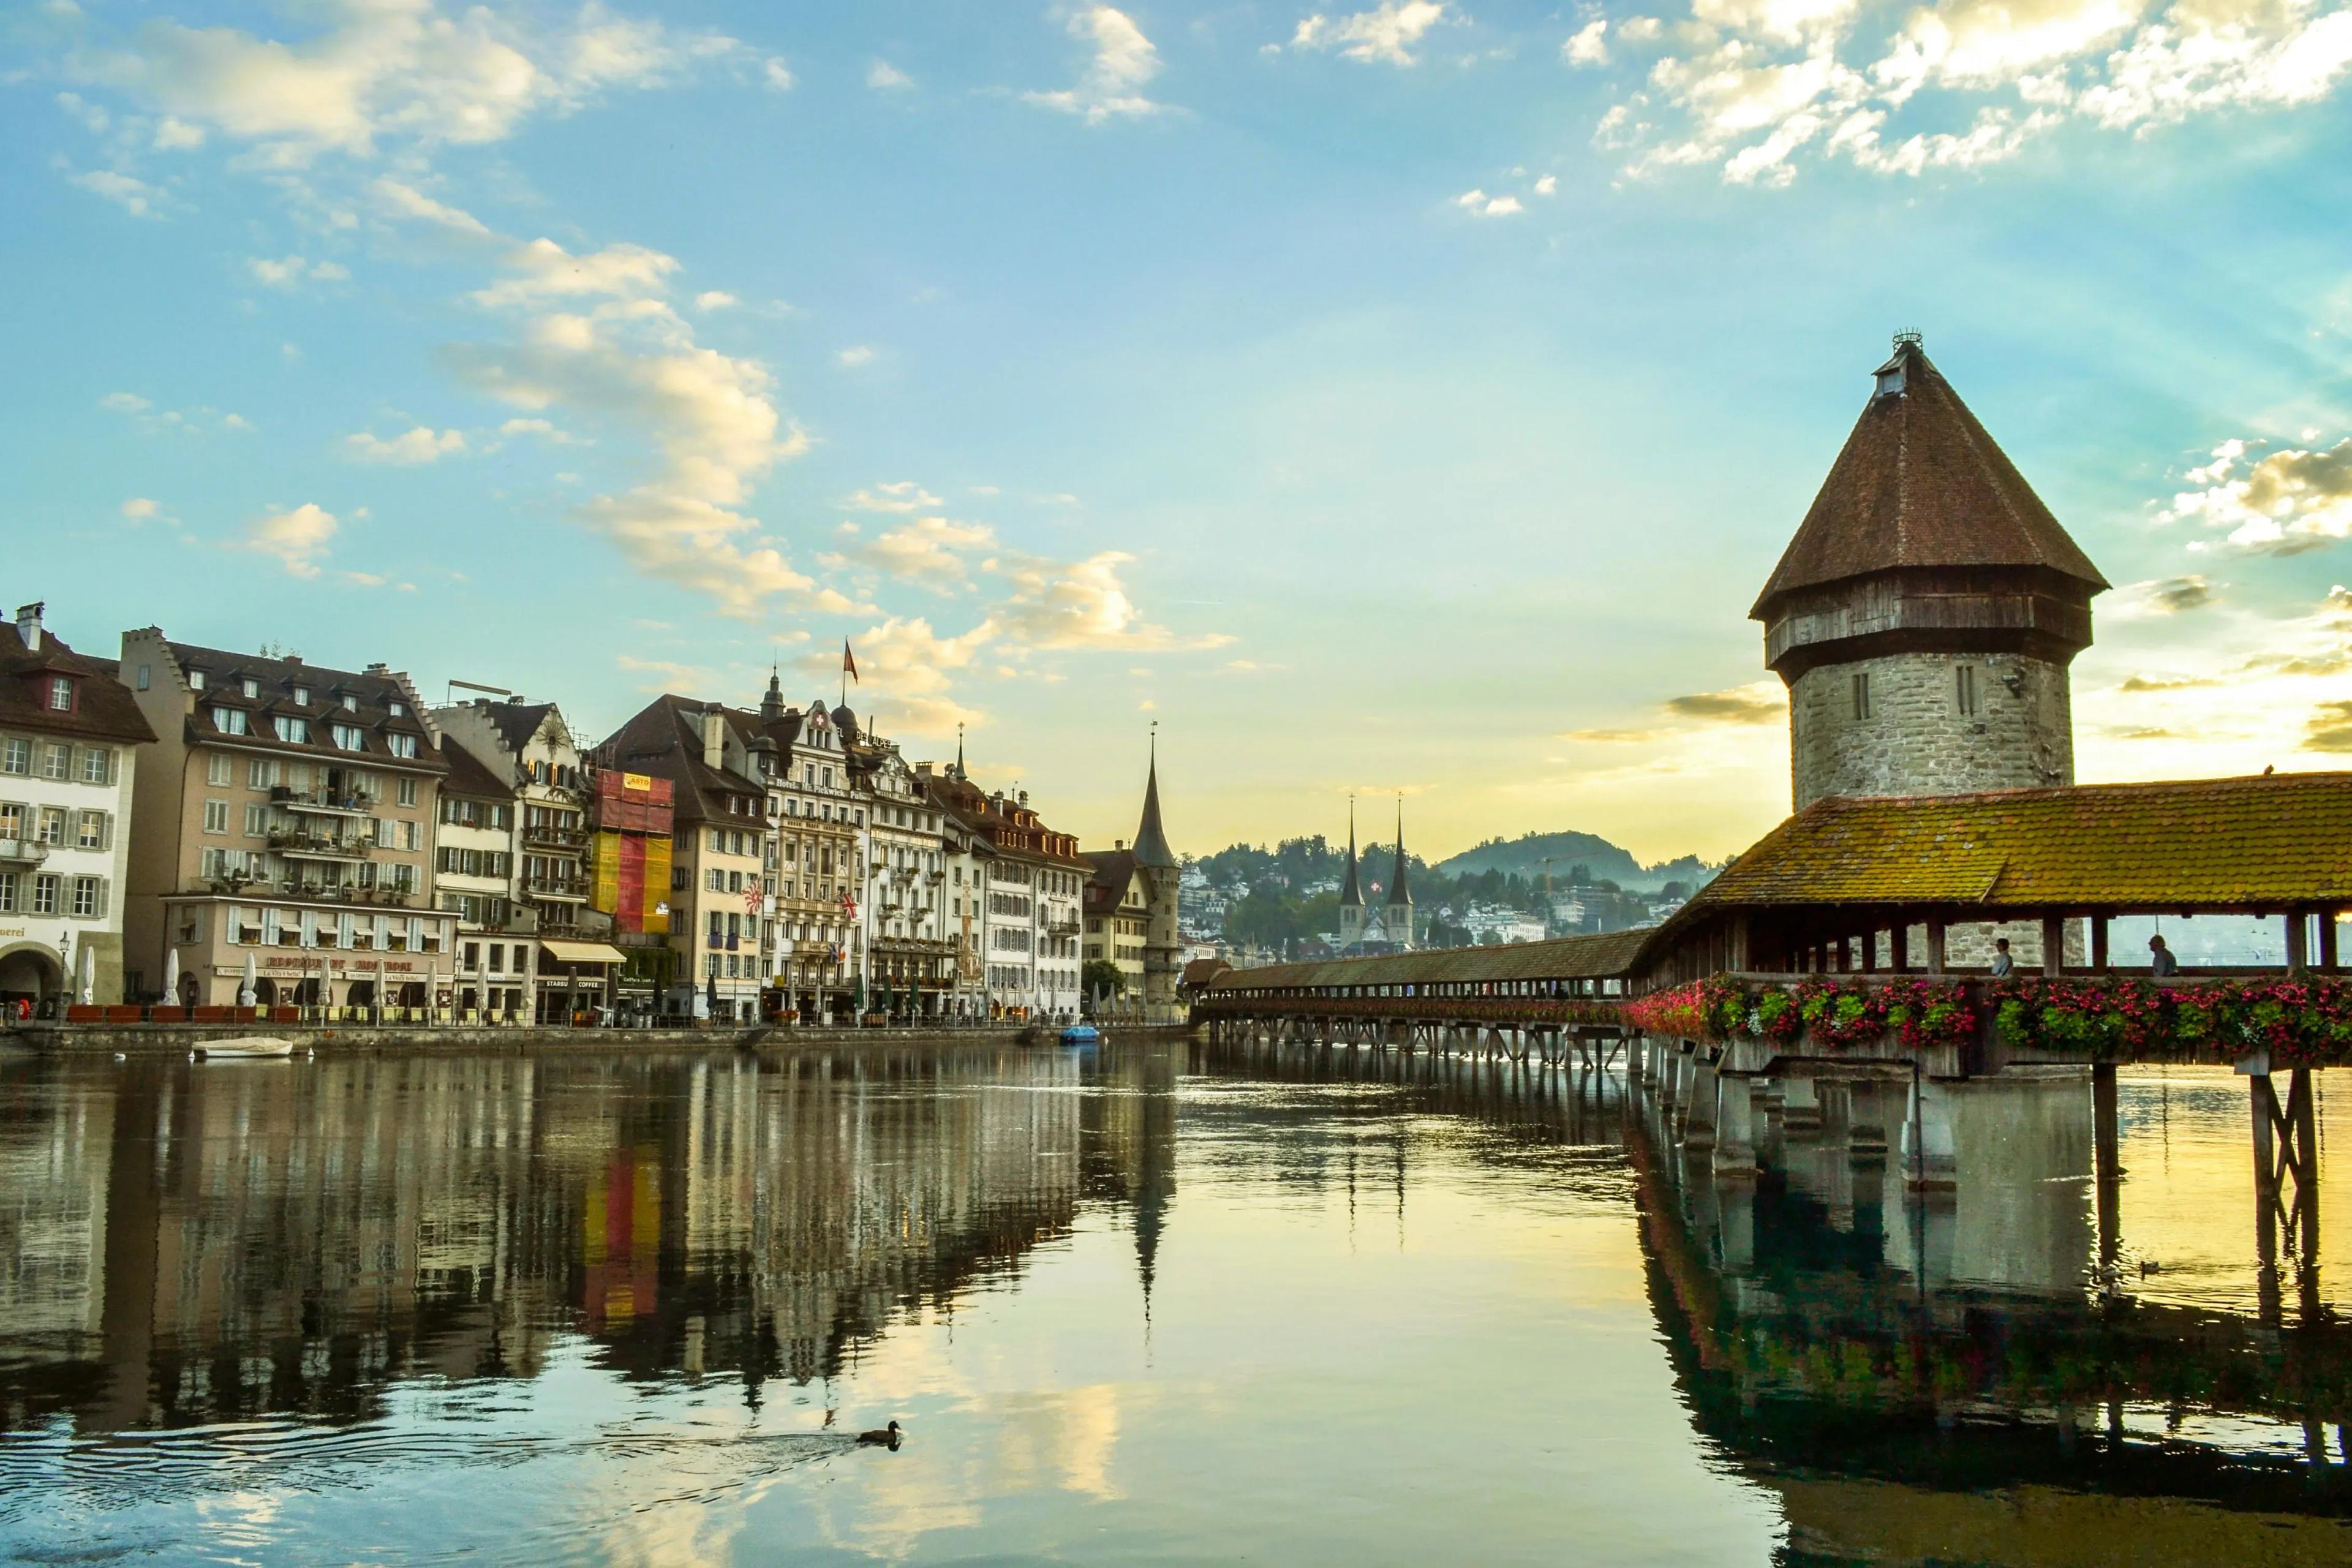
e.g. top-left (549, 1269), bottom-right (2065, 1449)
top-left (0, 1046), bottom-right (1182, 1435)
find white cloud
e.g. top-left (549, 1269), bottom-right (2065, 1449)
top-left (868, 59), bottom-right (913, 90)
top-left (1565, 20), bottom-right (1610, 67)
top-left (847, 481), bottom-right (945, 513)
top-left (2160, 434), bottom-right (2352, 554)
top-left (1025, 6), bottom-right (1168, 121)
top-left (1455, 187), bottom-right (1523, 214)
top-left (825, 515), bottom-right (999, 587)
top-left (1291, 2), bottom-right (1454, 66)
top-left (69, 168), bottom-right (161, 216)
top-left (1594, 0), bottom-right (2352, 185)
top-left (344, 425), bottom-right (466, 464)
top-left (153, 116), bottom-right (205, 150)
top-left (248, 253), bottom-right (349, 287)
top-left (693, 289), bottom-right (737, 311)
top-left (763, 56), bottom-right (795, 91)
top-left (371, 176), bottom-right (494, 238)
top-left (75, 1), bottom-right (731, 165)
top-left (837, 344), bottom-right (876, 367)
top-left (984, 550), bottom-right (1233, 651)
top-left (99, 391), bottom-right (151, 413)
top-left (469, 237), bottom-right (680, 307)
top-left (1534, 173), bottom-right (1558, 194)
top-left (243, 502), bottom-right (337, 578)
top-left (121, 497), bottom-right (160, 521)
top-left (497, 417), bottom-right (576, 443)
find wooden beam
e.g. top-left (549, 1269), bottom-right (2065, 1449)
top-left (2092, 916), bottom-right (2109, 973)
top-left (2041, 914), bottom-right (2065, 978)
top-left (2321, 911), bottom-right (2340, 973)
top-left (1889, 922), bottom-right (1909, 973)
top-left (1925, 920), bottom-right (1947, 974)
top-left (2285, 908), bottom-right (2309, 974)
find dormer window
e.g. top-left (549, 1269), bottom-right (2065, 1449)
top-left (292, 685), bottom-right (310, 706)
top-left (386, 733), bottom-right (417, 759)
top-left (211, 706), bottom-right (249, 736)
top-left (274, 715), bottom-right (309, 744)
top-left (388, 700), bottom-right (404, 717)
top-left (331, 722), bottom-right (365, 751)
top-left (241, 677), bottom-right (259, 698)
top-left (187, 669), bottom-right (206, 691)
top-left (342, 695), bottom-right (358, 712)
top-left (47, 676), bottom-right (73, 712)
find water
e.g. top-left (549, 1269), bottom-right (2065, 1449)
top-left (1, 1042), bottom-right (2348, 1565)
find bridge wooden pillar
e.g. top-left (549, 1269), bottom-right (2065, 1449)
top-left (2243, 1054), bottom-right (2320, 1327)
top-left (1780, 1074), bottom-right (1822, 1137)
top-left (1714, 1072), bottom-right (1761, 1180)
top-left (2321, 910), bottom-right (2340, 971)
top-left (1682, 1050), bottom-right (1718, 1153)
top-left (1924, 920), bottom-right (1947, 973)
top-left (2093, 1063), bottom-right (2121, 1281)
top-left (2041, 914), bottom-right (2066, 976)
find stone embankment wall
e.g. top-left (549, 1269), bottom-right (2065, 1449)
top-left (7, 1022), bottom-right (1197, 1058)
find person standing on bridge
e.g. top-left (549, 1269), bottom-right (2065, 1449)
top-left (1989, 938), bottom-right (2015, 978)
top-left (2149, 934), bottom-right (2180, 978)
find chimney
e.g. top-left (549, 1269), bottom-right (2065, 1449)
top-left (14, 602), bottom-right (42, 654)
top-left (700, 706), bottom-right (726, 770)
top-left (1115, 839), bottom-right (1125, 851)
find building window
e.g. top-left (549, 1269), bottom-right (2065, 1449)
top-left (241, 677), bottom-right (259, 699)
top-left (387, 734), bottom-right (418, 759)
top-left (1, 738), bottom-right (26, 775)
top-left (274, 715), bottom-right (309, 744)
top-left (211, 707), bottom-right (249, 736)
top-left (1956, 664), bottom-right (1979, 717)
top-left (397, 777), bottom-right (417, 806)
top-left (331, 723), bottom-right (365, 751)
top-left (137, 665), bottom-right (151, 691)
top-left (1850, 671), bottom-right (1872, 721)
top-left (48, 676), bottom-right (74, 712)
top-left (342, 695), bottom-right (358, 711)
top-left (388, 700), bottom-right (405, 717)
top-left (79, 747), bottom-right (112, 785)
top-left (72, 876), bottom-right (104, 918)
top-left (42, 745), bottom-right (71, 781)
top-left (244, 803), bottom-right (267, 836)
top-left (187, 669), bottom-right (206, 691)
top-left (292, 685), bottom-right (310, 706)
top-left (32, 874), bottom-right (61, 915)
top-left (203, 799), bottom-right (228, 834)
top-left (77, 811), bottom-right (108, 850)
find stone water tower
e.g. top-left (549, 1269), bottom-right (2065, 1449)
top-left (1755, 334), bottom-right (2109, 810)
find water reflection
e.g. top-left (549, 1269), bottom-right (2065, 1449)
top-left (3, 1041), bottom-right (2350, 1563)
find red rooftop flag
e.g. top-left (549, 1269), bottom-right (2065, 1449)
top-left (843, 639), bottom-right (859, 683)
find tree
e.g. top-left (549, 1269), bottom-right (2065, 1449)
top-left (1082, 959), bottom-right (1125, 999)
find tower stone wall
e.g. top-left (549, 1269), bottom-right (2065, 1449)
top-left (1789, 650), bottom-right (2075, 809)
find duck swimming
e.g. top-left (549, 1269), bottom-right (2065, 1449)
top-left (857, 1420), bottom-right (903, 1447)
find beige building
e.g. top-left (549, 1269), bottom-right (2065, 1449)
top-left (738, 680), bottom-right (864, 1024)
top-left (119, 632), bottom-right (455, 1011)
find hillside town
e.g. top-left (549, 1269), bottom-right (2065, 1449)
top-left (0, 605), bottom-right (1183, 1026)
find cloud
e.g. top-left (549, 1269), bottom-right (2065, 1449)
top-left (1291, 2), bottom-right (1454, 65)
top-left (121, 497), bottom-right (160, 521)
top-left (100, 391), bottom-right (151, 413)
top-left (2307, 700), bottom-right (2352, 752)
top-left (1025, 6), bottom-right (1168, 122)
top-left (826, 616), bottom-right (992, 732)
top-left (2117, 671), bottom-right (2225, 693)
top-left (371, 176), bottom-right (493, 238)
top-left (616, 652), bottom-right (720, 692)
top-left (1564, 20), bottom-right (1610, 67)
top-left (497, 416), bottom-right (576, 443)
top-left (1663, 684), bottom-right (1786, 723)
top-left (69, 167), bottom-right (162, 216)
top-left (344, 425), bottom-right (465, 464)
top-left (443, 285), bottom-right (847, 618)
top-left (984, 550), bottom-right (1233, 651)
top-left (1587, 0), bottom-right (2352, 185)
top-left (1534, 173), bottom-right (1557, 194)
top-left (1455, 187), bottom-right (1524, 215)
top-left (469, 237), bottom-right (680, 307)
top-left (825, 515), bottom-right (1000, 587)
top-left (2108, 573), bottom-right (2222, 618)
top-left (75, 1), bottom-right (730, 165)
top-left (837, 344), bottom-right (876, 366)
top-left (847, 481), bottom-right (944, 513)
top-left (248, 253), bottom-right (349, 287)
top-left (243, 502), bottom-right (337, 577)
top-left (763, 56), bottom-right (795, 91)
top-left (694, 289), bottom-right (737, 311)
top-left (2160, 435), bottom-right (2352, 554)
top-left (868, 59), bottom-right (913, 90)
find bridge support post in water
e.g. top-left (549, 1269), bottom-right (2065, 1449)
top-left (2240, 1054), bottom-right (2320, 1326)
top-left (1683, 1051), bottom-right (1719, 1153)
top-left (2092, 1063), bottom-right (2122, 1283)
top-left (1779, 1075), bottom-right (1822, 1137)
top-left (1902, 1077), bottom-right (1959, 1193)
top-left (1714, 1073), bottom-right (1762, 1180)
top-left (1847, 1078), bottom-right (1890, 1161)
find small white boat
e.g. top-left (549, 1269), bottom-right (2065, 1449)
top-left (191, 1036), bottom-right (297, 1060)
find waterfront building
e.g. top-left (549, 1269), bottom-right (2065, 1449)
top-left (925, 763), bottom-right (1087, 1019)
top-left (0, 603), bottom-right (153, 1010)
top-left (431, 737), bottom-right (526, 1020)
top-left (118, 630), bottom-right (454, 1008)
top-left (583, 766), bottom-right (674, 1011)
top-left (1081, 846), bottom-right (1149, 1007)
top-left (597, 696), bottom-right (774, 1022)
top-left (434, 699), bottom-right (619, 1020)
top-left (739, 678), bottom-right (861, 1023)
top-left (1080, 746), bottom-right (1184, 1019)
top-left (851, 734), bottom-right (954, 1019)
top-left (1754, 334), bottom-right (2109, 812)
top-left (924, 760), bottom-right (994, 1019)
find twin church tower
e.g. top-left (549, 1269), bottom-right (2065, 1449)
top-left (1757, 334), bottom-right (2108, 809)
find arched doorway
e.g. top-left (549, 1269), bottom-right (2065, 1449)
top-left (347, 979), bottom-right (375, 1009)
top-left (0, 943), bottom-right (64, 1014)
top-left (253, 976), bottom-right (279, 1008)
top-left (177, 971), bottom-right (198, 1008)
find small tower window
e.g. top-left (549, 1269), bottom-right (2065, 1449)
top-left (1955, 664), bottom-right (1979, 716)
top-left (1851, 671), bottom-right (1872, 720)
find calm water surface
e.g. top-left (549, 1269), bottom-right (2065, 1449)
top-left (2, 1042), bottom-right (2350, 1565)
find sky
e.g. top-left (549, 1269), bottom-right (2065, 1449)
top-left (6, 0), bottom-right (2352, 867)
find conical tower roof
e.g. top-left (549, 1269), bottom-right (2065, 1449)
top-left (1132, 734), bottom-right (1177, 869)
top-left (1752, 337), bottom-right (2107, 622)
top-left (1339, 799), bottom-right (1364, 908)
top-left (1385, 799), bottom-right (1411, 907)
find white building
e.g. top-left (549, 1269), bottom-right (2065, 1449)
top-left (0, 603), bottom-right (153, 1011)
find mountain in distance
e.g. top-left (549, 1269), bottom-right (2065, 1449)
top-left (1430, 830), bottom-right (1720, 893)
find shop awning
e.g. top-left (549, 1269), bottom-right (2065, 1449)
top-left (540, 939), bottom-right (628, 967)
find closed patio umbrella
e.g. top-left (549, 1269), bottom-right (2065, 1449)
top-left (162, 948), bottom-right (179, 1005)
top-left (239, 951), bottom-right (257, 1008)
top-left (377, 956), bottom-right (388, 1018)
top-left (77, 943), bottom-right (94, 1005)
top-left (705, 973), bottom-right (719, 1019)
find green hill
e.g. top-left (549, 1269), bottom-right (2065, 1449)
top-left (1430, 831), bottom-right (1717, 892)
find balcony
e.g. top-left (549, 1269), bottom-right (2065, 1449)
top-left (273, 785), bottom-right (374, 816)
top-left (0, 839), bottom-right (48, 866)
top-left (523, 873), bottom-right (589, 902)
top-left (521, 823), bottom-right (589, 850)
top-left (268, 827), bottom-right (373, 861)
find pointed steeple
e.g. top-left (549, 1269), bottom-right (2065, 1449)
top-left (1339, 796), bottom-right (1364, 908)
top-left (1131, 726), bottom-right (1177, 869)
top-left (760, 667), bottom-right (785, 721)
top-left (1385, 797), bottom-right (1411, 908)
top-left (955, 722), bottom-right (967, 781)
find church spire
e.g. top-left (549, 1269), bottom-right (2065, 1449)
top-left (1339, 796), bottom-right (1363, 908)
top-left (1132, 724), bottom-right (1177, 869)
top-left (955, 721), bottom-right (967, 780)
top-left (1385, 796), bottom-right (1412, 908)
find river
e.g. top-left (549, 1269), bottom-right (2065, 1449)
top-left (1, 1041), bottom-right (2347, 1564)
